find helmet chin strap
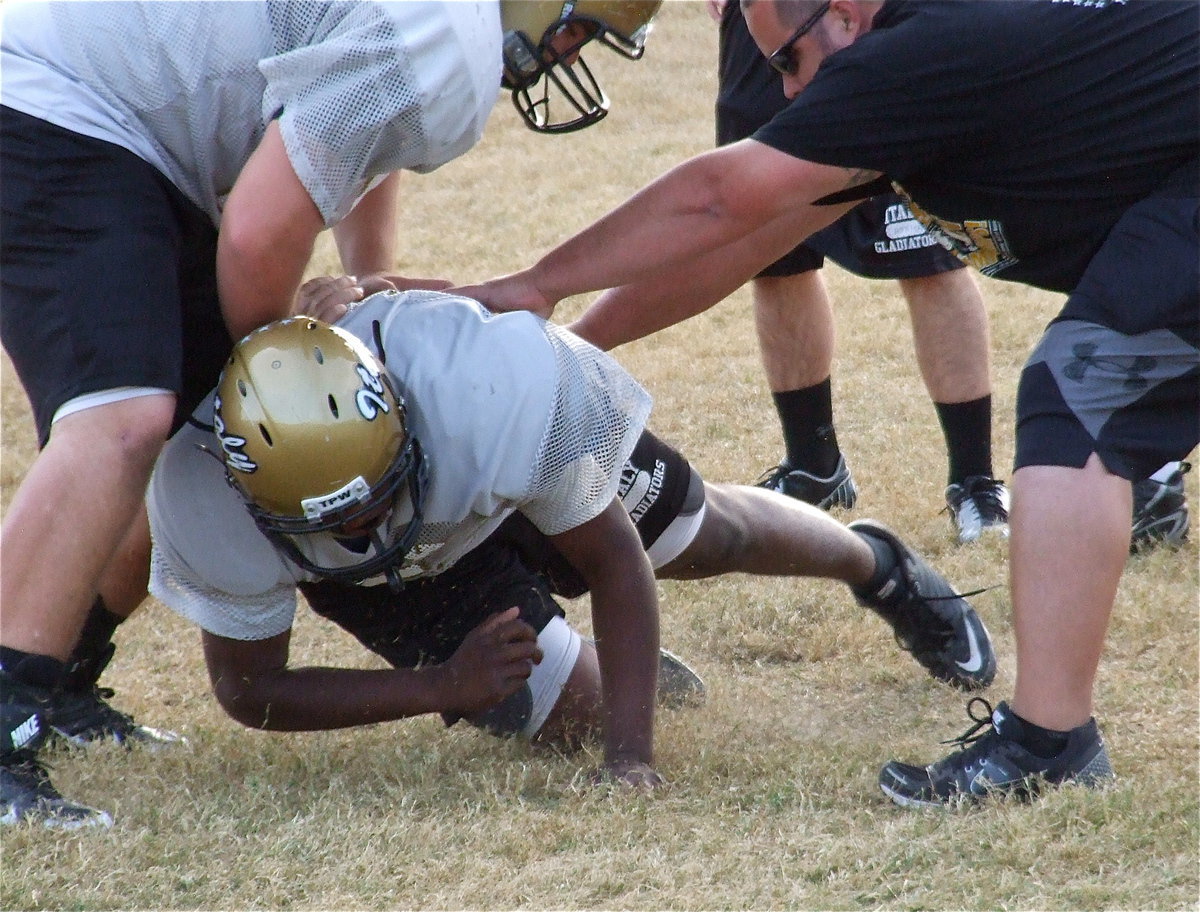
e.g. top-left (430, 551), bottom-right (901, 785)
top-left (367, 527), bottom-right (405, 593)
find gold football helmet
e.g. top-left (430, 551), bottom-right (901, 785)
top-left (500, 0), bottom-right (662, 133)
top-left (214, 317), bottom-right (426, 588)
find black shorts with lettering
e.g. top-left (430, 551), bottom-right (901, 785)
top-left (1015, 171), bottom-right (1199, 480)
top-left (490, 428), bottom-right (701, 598)
top-left (0, 106), bottom-right (231, 445)
top-left (715, 3), bottom-right (964, 281)
top-left (300, 426), bottom-right (702, 656)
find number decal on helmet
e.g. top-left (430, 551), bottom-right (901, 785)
top-left (354, 364), bottom-right (391, 421)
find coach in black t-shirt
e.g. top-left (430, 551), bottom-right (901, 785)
top-left (458, 0), bottom-right (1199, 807)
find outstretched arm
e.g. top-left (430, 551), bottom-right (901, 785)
top-left (202, 606), bottom-right (542, 731)
top-left (567, 196), bottom-right (855, 350)
top-left (548, 499), bottom-right (662, 789)
top-left (453, 140), bottom-right (873, 321)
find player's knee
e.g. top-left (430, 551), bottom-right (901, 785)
top-left (211, 678), bottom-right (272, 730)
top-left (56, 395), bottom-right (174, 472)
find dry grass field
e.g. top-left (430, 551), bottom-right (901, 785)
top-left (2, 4), bottom-right (1197, 910)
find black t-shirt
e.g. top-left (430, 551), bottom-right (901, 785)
top-left (753, 0), bottom-right (1199, 293)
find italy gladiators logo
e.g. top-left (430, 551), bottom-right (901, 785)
top-left (893, 183), bottom-right (1019, 277)
top-left (873, 202), bottom-right (940, 255)
top-left (619, 458), bottom-right (665, 523)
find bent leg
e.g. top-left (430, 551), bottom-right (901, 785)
top-left (97, 504), bottom-right (153, 620)
top-left (534, 634), bottom-right (603, 749)
top-left (1, 395), bottom-right (174, 660)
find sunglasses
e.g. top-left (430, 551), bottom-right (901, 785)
top-left (766, 1), bottom-right (832, 76)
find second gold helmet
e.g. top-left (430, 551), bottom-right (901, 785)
top-left (499, 0), bottom-right (663, 133)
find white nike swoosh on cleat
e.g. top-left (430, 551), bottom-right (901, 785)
top-left (955, 621), bottom-right (985, 673)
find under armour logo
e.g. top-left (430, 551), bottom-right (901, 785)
top-left (1063, 342), bottom-right (1156, 390)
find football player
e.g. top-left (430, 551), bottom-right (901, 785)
top-left (144, 287), bottom-right (995, 797)
top-left (0, 0), bottom-right (661, 828)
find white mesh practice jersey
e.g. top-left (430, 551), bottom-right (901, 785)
top-left (0, 2), bottom-right (501, 225)
top-left (147, 291), bottom-right (652, 641)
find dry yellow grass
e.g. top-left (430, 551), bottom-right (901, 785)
top-left (2, 4), bottom-right (1197, 910)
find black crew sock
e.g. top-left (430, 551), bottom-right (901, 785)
top-left (64, 597), bottom-right (123, 690)
top-left (934, 395), bottom-right (994, 486)
top-left (1009, 707), bottom-right (1071, 758)
top-left (0, 647), bottom-right (70, 690)
top-left (772, 378), bottom-right (841, 477)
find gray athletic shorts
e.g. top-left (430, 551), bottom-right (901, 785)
top-left (1015, 176), bottom-right (1199, 480)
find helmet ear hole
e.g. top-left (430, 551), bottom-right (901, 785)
top-left (314, 346), bottom-right (325, 365)
top-left (327, 394), bottom-right (339, 418)
top-left (237, 379), bottom-right (248, 397)
top-left (258, 425), bottom-right (273, 447)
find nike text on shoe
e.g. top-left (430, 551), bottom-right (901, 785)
top-left (4, 667), bottom-right (182, 748)
top-left (1, 696), bottom-right (112, 829)
top-left (849, 519), bottom-right (996, 689)
top-left (879, 699), bottom-right (1114, 808)
top-left (755, 455), bottom-right (858, 510)
top-left (1131, 461), bottom-right (1190, 553)
top-left (944, 476), bottom-right (1009, 544)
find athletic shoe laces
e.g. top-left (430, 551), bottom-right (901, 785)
top-left (946, 477), bottom-right (1008, 522)
top-left (940, 697), bottom-right (998, 750)
top-left (754, 464), bottom-right (788, 488)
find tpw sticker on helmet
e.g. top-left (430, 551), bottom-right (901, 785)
top-left (302, 476), bottom-right (372, 520)
top-left (213, 394), bottom-right (257, 474)
top-left (354, 364), bottom-right (391, 420)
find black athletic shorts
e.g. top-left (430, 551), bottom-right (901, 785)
top-left (297, 428), bottom-right (701, 663)
top-left (715, 2), bottom-right (964, 281)
top-left (1015, 169), bottom-right (1199, 480)
top-left (299, 540), bottom-right (566, 671)
top-left (0, 106), bottom-right (232, 445)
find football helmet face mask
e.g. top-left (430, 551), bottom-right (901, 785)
top-left (214, 318), bottom-right (426, 589)
top-left (500, 0), bottom-right (662, 133)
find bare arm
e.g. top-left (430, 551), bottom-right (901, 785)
top-left (567, 197), bottom-right (856, 350)
top-left (332, 172), bottom-right (402, 276)
top-left (454, 140), bottom-right (876, 320)
top-left (217, 120), bottom-right (325, 340)
top-left (328, 172), bottom-right (452, 293)
top-left (548, 499), bottom-right (661, 788)
top-left (201, 606), bottom-right (542, 731)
